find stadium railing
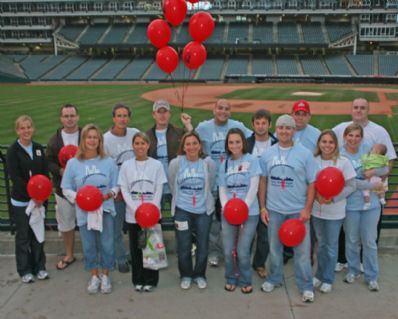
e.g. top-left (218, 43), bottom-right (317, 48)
top-left (1, 143), bottom-right (398, 232)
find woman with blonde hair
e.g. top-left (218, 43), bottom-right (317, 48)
top-left (312, 129), bottom-right (356, 293)
top-left (7, 115), bottom-right (49, 283)
top-left (62, 124), bottom-right (118, 294)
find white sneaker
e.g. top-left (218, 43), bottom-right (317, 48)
top-left (360, 263), bottom-right (364, 273)
top-left (21, 273), bottom-right (34, 284)
top-left (368, 280), bottom-right (380, 292)
top-left (37, 270), bottom-right (49, 280)
top-left (302, 290), bottom-right (315, 302)
top-left (208, 256), bottom-right (219, 267)
top-left (335, 262), bottom-right (347, 272)
top-left (313, 277), bottom-right (322, 288)
top-left (100, 274), bottom-right (112, 294)
top-left (135, 284), bottom-right (143, 292)
top-left (320, 283), bottom-right (332, 293)
top-left (194, 277), bottom-right (207, 289)
top-left (344, 273), bottom-right (360, 284)
top-left (180, 277), bottom-right (192, 290)
top-left (143, 285), bottom-right (154, 292)
top-left (261, 281), bottom-right (275, 293)
top-left (87, 275), bottom-right (101, 294)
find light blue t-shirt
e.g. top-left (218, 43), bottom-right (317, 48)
top-left (196, 119), bottom-right (252, 172)
top-left (293, 124), bottom-right (321, 153)
top-left (175, 156), bottom-right (206, 214)
top-left (340, 143), bottom-right (380, 211)
top-left (260, 143), bottom-right (316, 214)
top-left (61, 156), bottom-right (118, 227)
top-left (155, 129), bottom-right (170, 194)
top-left (218, 153), bottom-right (261, 216)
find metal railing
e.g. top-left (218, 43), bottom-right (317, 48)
top-left (1, 143), bottom-right (397, 232)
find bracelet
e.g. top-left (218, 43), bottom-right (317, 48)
top-left (260, 207), bottom-right (267, 213)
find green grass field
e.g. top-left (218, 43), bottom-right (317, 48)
top-left (1, 83), bottom-right (397, 144)
top-left (0, 83), bottom-right (397, 221)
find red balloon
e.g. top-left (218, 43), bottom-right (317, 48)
top-left (136, 203), bottom-right (160, 228)
top-left (147, 19), bottom-right (172, 49)
top-left (182, 41), bottom-right (207, 70)
top-left (163, 0), bottom-right (187, 27)
top-left (315, 167), bottom-right (345, 199)
top-left (58, 144), bottom-right (78, 168)
top-left (156, 46), bottom-right (179, 74)
top-left (27, 174), bottom-right (53, 201)
top-left (76, 185), bottom-right (103, 212)
top-left (279, 219), bottom-right (306, 247)
top-left (189, 12), bottom-right (215, 42)
top-left (224, 198), bottom-right (248, 225)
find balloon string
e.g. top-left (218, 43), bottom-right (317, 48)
top-left (232, 226), bottom-right (240, 278)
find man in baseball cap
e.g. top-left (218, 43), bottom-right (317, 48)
top-left (291, 100), bottom-right (320, 152)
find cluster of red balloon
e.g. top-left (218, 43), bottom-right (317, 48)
top-left (147, 0), bottom-right (215, 74)
top-left (315, 167), bottom-right (345, 200)
top-left (58, 144), bottom-right (78, 168)
top-left (76, 185), bottom-right (103, 212)
top-left (136, 203), bottom-right (160, 228)
top-left (27, 174), bottom-right (53, 201)
top-left (223, 198), bottom-right (249, 225)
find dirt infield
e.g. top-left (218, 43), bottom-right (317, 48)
top-left (142, 84), bottom-right (398, 115)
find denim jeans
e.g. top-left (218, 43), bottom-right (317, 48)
top-left (221, 215), bottom-right (258, 287)
top-left (113, 200), bottom-right (128, 265)
top-left (174, 207), bottom-right (212, 279)
top-left (252, 216), bottom-right (269, 269)
top-left (79, 212), bottom-right (115, 271)
top-left (208, 196), bottom-right (223, 260)
top-left (267, 210), bottom-right (313, 292)
top-left (312, 216), bottom-right (344, 284)
top-left (345, 207), bottom-right (380, 282)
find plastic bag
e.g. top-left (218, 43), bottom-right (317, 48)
top-left (142, 224), bottom-right (168, 270)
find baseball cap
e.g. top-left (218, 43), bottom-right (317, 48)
top-left (153, 99), bottom-right (170, 112)
top-left (275, 114), bottom-right (296, 128)
top-left (292, 100), bottom-right (310, 113)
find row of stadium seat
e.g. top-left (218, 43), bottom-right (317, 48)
top-left (5, 53), bottom-right (397, 81)
top-left (58, 22), bottom-right (353, 46)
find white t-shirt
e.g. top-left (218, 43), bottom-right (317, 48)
top-left (333, 121), bottom-right (396, 161)
top-left (61, 130), bottom-right (79, 146)
top-left (104, 127), bottom-right (139, 167)
top-left (118, 157), bottom-right (167, 224)
top-left (252, 139), bottom-right (272, 158)
top-left (311, 156), bottom-right (357, 220)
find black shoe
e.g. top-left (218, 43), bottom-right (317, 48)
top-left (118, 262), bottom-right (130, 273)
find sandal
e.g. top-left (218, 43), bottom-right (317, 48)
top-left (56, 257), bottom-right (76, 270)
top-left (256, 267), bottom-right (267, 278)
top-left (241, 286), bottom-right (253, 294)
top-left (224, 284), bottom-right (236, 292)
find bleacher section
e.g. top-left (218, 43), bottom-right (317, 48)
top-left (174, 24), bottom-right (191, 45)
top-left (276, 56), bottom-right (299, 75)
top-left (41, 56), bottom-right (87, 80)
top-left (301, 56), bottom-right (329, 75)
top-left (204, 23), bottom-right (226, 44)
top-left (93, 58), bottom-right (131, 81)
top-left (325, 23), bottom-right (353, 43)
top-left (277, 23), bottom-right (300, 44)
top-left (20, 55), bottom-right (66, 80)
top-left (225, 56), bottom-right (249, 75)
top-left (324, 55), bottom-right (352, 76)
top-left (79, 25), bottom-right (108, 45)
top-left (252, 23), bottom-right (274, 44)
top-left (197, 57), bottom-right (224, 80)
top-left (125, 23), bottom-right (148, 45)
top-left (252, 56), bottom-right (273, 75)
top-left (0, 55), bottom-right (26, 80)
top-left (227, 22), bottom-right (249, 44)
top-left (346, 54), bottom-right (373, 76)
top-left (302, 23), bottom-right (326, 44)
top-left (379, 55), bottom-right (398, 76)
top-left (65, 58), bottom-right (108, 80)
top-left (117, 58), bottom-right (152, 80)
top-left (101, 25), bottom-right (131, 45)
top-left (58, 25), bottom-right (85, 42)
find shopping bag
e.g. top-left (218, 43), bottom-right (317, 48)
top-left (142, 224), bottom-right (168, 270)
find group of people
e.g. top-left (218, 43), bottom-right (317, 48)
top-left (6, 96), bottom-right (396, 303)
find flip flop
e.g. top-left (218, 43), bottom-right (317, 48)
top-left (241, 286), bottom-right (253, 294)
top-left (224, 284), bottom-right (236, 292)
top-left (256, 267), bottom-right (267, 278)
top-left (56, 257), bottom-right (76, 270)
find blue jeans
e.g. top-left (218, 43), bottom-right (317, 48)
top-left (312, 216), bottom-right (344, 284)
top-left (174, 207), bottom-right (212, 279)
top-left (267, 210), bottom-right (313, 292)
top-left (221, 215), bottom-right (258, 287)
top-left (79, 212), bottom-right (115, 271)
top-left (114, 200), bottom-right (128, 265)
top-left (345, 207), bottom-right (380, 282)
top-left (252, 216), bottom-right (269, 269)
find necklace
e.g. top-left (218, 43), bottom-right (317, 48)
top-left (185, 156), bottom-right (202, 208)
top-left (277, 145), bottom-right (293, 191)
top-left (134, 158), bottom-right (148, 203)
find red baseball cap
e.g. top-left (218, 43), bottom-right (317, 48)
top-left (292, 100), bottom-right (310, 113)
